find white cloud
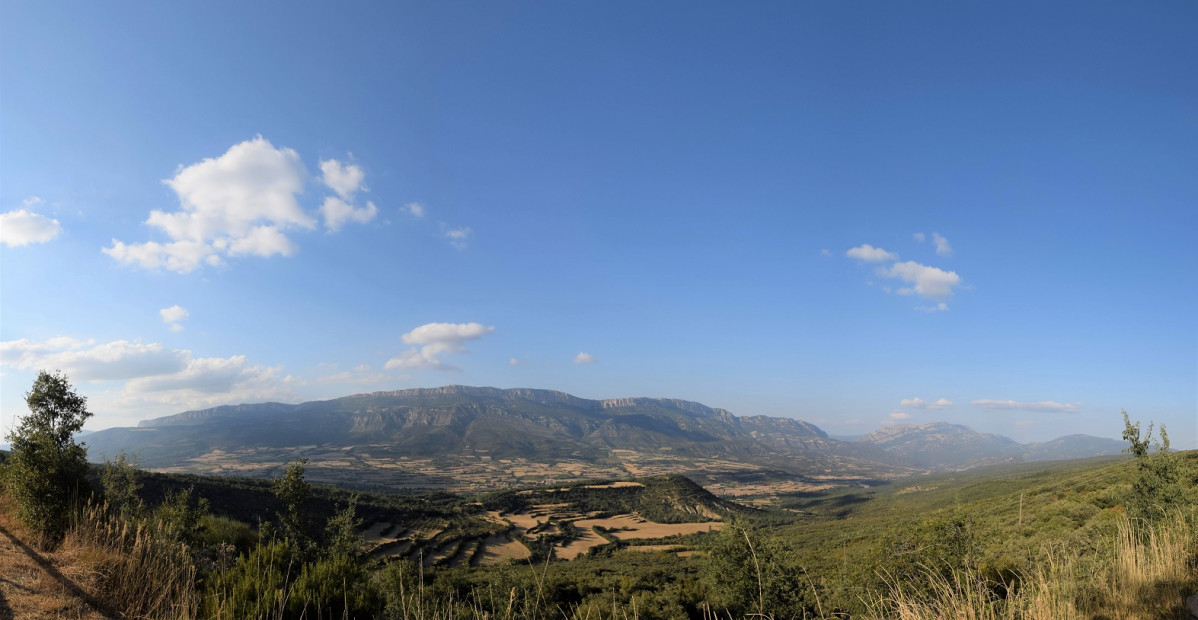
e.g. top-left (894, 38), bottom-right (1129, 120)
top-left (889, 410), bottom-right (910, 420)
top-left (401, 322), bottom-right (494, 345)
top-left (384, 322), bottom-right (495, 371)
top-left (402, 202), bottom-right (425, 218)
top-left (820, 249), bottom-right (831, 257)
top-left (900, 397), bottom-right (953, 410)
top-left (913, 232), bottom-right (925, 242)
top-left (916, 302), bottom-right (950, 313)
top-left (319, 159), bottom-right (366, 200)
top-left (320, 197), bottom-right (378, 232)
top-left (1, 338), bottom-right (188, 381)
top-left (846, 244), bottom-right (897, 262)
top-left (443, 226), bottom-right (472, 250)
top-left (160, 305), bottom-right (189, 324)
top-left (508, 358), bottom-right (520, 366)
top-left (104, 137), bottom-right (376, 273)
top-left (160, 305), bottom-right (189, 332)
top-left (1, 209), bottom-right (62, 247)
top-left (573, 352), bottom-right (596, 364)
top-left (104, 239), bottom-right (221, 273)
top-left (876, 261), bottom-right (962, 303)
top-left (1, 336), bottom-right (293, 424)
top-left (23, 196), bottom-right (45, 207)
top-left (129, 355), bottom-right (271, 394)
top-left (932, 232), bottom-right (953, 257)
top-left (972, 399), bottom-right (1081, 413)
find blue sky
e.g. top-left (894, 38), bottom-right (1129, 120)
top-left (2, 1), bottom-right (1195, 446)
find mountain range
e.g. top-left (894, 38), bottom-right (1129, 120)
top-left (82, 386), bottom-right (1127, 490)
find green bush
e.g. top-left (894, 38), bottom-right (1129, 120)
top-left (702, 519), bottom-right (816, 618)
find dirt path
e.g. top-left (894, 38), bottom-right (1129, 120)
top-left (0, 505), bottom-right (112, 619)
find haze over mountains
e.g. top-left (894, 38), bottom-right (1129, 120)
top-left (80, 386), bottom-right (1125, 491)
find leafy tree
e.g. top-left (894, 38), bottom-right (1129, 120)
top-left (272, 458), bottom-right (314, 555)
top-left (1121, 410), bottom-right (1182, 524)
top-left (3, 370), bottom-right (93, 546)
top-left (323, 494), bottom-right (363, 560)
top-left (156, 486), bottom-right (210, 548)
top-left (101, 450), bottom-right (144, 518)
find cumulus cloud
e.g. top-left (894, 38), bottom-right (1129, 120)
top-left (104, 137), bottom-right (376, 273)
top-left (160, 305), bottom-right (189, 332)
top-left (1, 336), bottom-right (290, 423)
top-left (1, 209), bottom-right (62, 247)
top-left (889, 410), bottom-right (910, 420)
top-left (319, 159), bottom-right (366, 200)
top-left (573, 352), bottom-right (596, 364)
top-left (846, 244), bottom-right (897, 262)
top-left (913, 232), bottom-right (925, 242)
top-left (876, 261), bottom-right (962, 302)
top-left (384, 322), bottom-right (495, 371)
top-left (402, 202), bottom-right (425, 218)
top-left (443, 226), bottom-right (472, 250)
top-left (900, 397), bottom-right (953, 410)
top-left (128, 355), bottom-right (274, 394)
top-left (932, 232), bottom-right (953, 257)
top-left (972, 399), bottom-right (1081, 413)
top-left (1, 338), bottom-right (188, 381)
top-left (320, 197), bottom-right (378, 232)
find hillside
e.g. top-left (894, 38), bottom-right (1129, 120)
top-left (84, 386), bottom-right (1127, 492)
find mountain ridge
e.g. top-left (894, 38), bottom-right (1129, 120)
top-left (87, 386), bottom-right (1126, 492)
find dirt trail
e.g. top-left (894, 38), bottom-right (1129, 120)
top-left (0, 504), bottom-right (112, 619)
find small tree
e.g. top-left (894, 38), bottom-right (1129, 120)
top-left (3, 370), bottom-right (93, 547)
top-left (101, 450), bottom-right (144, 519)
top-left (1121, 410), bottom-right (1182, 524)
top-left (273, 458), bottom-right (314, 556)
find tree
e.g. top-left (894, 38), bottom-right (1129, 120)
top-left (1121, 410), bottom-right (1182, 524)
top-left (101, 450), bottom-right (144, 518)
top-left (272, 458), bottom-right (314, 555)
top-left (3, 370), bottom-right (93, 547)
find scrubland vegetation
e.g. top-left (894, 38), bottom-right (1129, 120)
top-left (1, 372), bottom-right (1194, 618)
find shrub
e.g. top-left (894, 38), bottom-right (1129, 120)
top-left (1122, 410), bottom-right (1183, 525)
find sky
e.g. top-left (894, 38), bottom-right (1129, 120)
top-left (1, 1), bottom-right (1195, 447)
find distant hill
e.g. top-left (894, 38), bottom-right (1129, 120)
top-left (857, 422), bottom-right (1127, 470)
top-left (83, 386), bottom-right (1127, 490)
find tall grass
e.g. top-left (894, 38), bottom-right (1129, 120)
top-left (65, 499), bottom-right (200, 619)
top-left (869, 510), bottom-right (1197, 620)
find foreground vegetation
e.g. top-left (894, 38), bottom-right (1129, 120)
top-left (1, 372), bottom-right (1194, 618)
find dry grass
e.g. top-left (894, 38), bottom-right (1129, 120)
top-left (869, 511), bottom-right (1198, 620)
top-left (0, 494), bottom-right (111, 619)
top-left (66, 501), bottom-right (200, 619)
top-left (0, 491), bottom-right (201, 620)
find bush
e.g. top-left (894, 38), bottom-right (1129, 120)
top-left (1122, 410), bottom-right (1183, 525)
top-left (702, 519), bottom-right (817, 618)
